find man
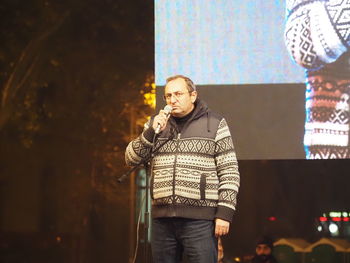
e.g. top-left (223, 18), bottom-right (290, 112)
top-left (251, 236), bottom-right (277, 263)
top-left (284, 0), bottom-right (350, 159)
top-left (125, 75), bottom-right (240, 263)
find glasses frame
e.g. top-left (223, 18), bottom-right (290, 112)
top-left (163, 91), bottom-right (191, 102)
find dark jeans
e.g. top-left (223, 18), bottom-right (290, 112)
top-left (151, 217), bottom-right (218, 263)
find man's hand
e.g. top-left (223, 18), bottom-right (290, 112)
top-left (152, 109), bottom-right (171, 133)
top-left (215, 218), bottom-right (230, 237)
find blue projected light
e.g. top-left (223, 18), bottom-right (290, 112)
top-left (155, 0), bottom-right (305, 86)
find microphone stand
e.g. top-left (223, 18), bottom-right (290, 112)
top-left (118, 131), bottom-right (174, 263)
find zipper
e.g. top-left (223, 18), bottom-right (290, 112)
top-left (172, 133), bottom-right (181, 204)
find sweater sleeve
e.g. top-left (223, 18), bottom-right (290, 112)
top-left (284, 0), bottom-right (350, 70)
top-left (125, 120), bottom-right (155, 166)
top-left (214, 118), bottom-right (240, 223)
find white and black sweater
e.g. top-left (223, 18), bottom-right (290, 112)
top-left (125, 100), bottom-right (240, 222)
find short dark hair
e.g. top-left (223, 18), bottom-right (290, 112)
top-left (256, 236), bottom-right (274, 249)
top-left (166, 75), bottom-right (196, 92)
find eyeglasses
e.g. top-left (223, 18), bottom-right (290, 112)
top-left (163, 91), bottom-right (190, 101)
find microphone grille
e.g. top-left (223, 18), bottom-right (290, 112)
top-left (164, 105), bottom-right (173, 114)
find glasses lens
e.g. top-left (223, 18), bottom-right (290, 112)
top-left (164, 92), bottom-right (188, 101)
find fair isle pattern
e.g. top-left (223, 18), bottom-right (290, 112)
top-left (304, 77), bottom-right (350, 158)
top-left (126, 114), bottom-right (240, 221)
top-left (214, 119), bottom-right (240, 210)
top-left (285, 0), bottom-right (349, 69)
top-left (311, 2), bottom-right (346, 63)
top-left (307, 146), bottom-right (350, 159)
top-left (307, 108), bottom-right (349, 124)
top-left (175, 196), bottom-right (218, 207)
top-left (155, 138), bottom-right (216, 156)
top-left (125, 122), bottom-right (153, 166)
top-left (174, 172), bottom-right (219, 200)
top-left (285, 0), bottom-right (350, 159)
top-left (219, 189), bottom-right (238, 208)
top-left (304, 124), bottom-right (348, 145)
top-left (152, 167), bottom-right (173, 198)
top-left (286, 0), bottom-right (323, 15)
top-left (125, 135), bottom-right (152, 165)
top-left (152, 139), bottom-right (219, 201)
top-left (285, 7), bottom-right (321, 68)
top-left (153, 118), bottom-right (239, 211)
top-left (152, 196), bottom-right (219, 207)
top-left (215, 136), bottom-right (235, 153)
top-left (326, 0), bottom-right (350, 46)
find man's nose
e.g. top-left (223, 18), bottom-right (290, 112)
top-left (170, 95), bottom-right (177, 103)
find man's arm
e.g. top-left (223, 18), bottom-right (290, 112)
top-left (125, 120), bottom-right (155, 166)
top-left (125, 109), bottom-right (172, 166)
top-left (214, 118), bottom-right (240, 235)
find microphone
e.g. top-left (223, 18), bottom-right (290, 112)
top-left (155, 105), bottom-right (173, 134)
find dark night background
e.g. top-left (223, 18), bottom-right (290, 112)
top-left (1, 1), bottom-right (350, 263)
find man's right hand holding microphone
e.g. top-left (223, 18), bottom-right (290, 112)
top-left (153, 105), bottom-right (173, 134)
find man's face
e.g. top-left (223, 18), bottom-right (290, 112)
top-left (164, 78), bottom-right (197, 117)
top-left (256, 244), bottom-right (272, 256)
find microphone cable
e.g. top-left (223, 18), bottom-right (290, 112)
top-left (131, 190), bottom-right (146, 263)
top-left (131, 129), bottom-right (158, 263)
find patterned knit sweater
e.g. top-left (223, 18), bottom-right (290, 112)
top-left (284, 0), bottom-right (350, 159)
top-left (125, 99), bottom-right (240, 222)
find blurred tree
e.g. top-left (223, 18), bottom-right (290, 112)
top-left (0, 0), bottom-right (153, 262)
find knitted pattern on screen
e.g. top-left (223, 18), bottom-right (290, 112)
top-left (304, 73), bottom-right (350, 159)
top-left (285, 0), bottom-right (350, 69)
top-left (285, 0), bottom-right (350, 159)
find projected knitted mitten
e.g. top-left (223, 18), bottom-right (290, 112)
top-left (285, 0), bottom-right (350, 159)
top-left (285, 0), bottom-right (350, 69)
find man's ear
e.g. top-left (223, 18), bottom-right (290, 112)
top-left (191, 91), bottom-right (198, 103)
